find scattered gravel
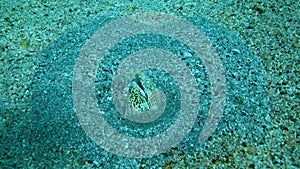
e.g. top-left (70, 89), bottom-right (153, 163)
top-left (1, 0), bottom-right (299, 168)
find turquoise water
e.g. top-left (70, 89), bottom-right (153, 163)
top-left (1, 1), bottom-right (298, 168)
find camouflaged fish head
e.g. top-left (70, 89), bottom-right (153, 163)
top-left (128, 72), bottom-right (157, 112)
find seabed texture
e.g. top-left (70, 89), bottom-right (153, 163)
top-left (0, 1), bottom-right (299, 168)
